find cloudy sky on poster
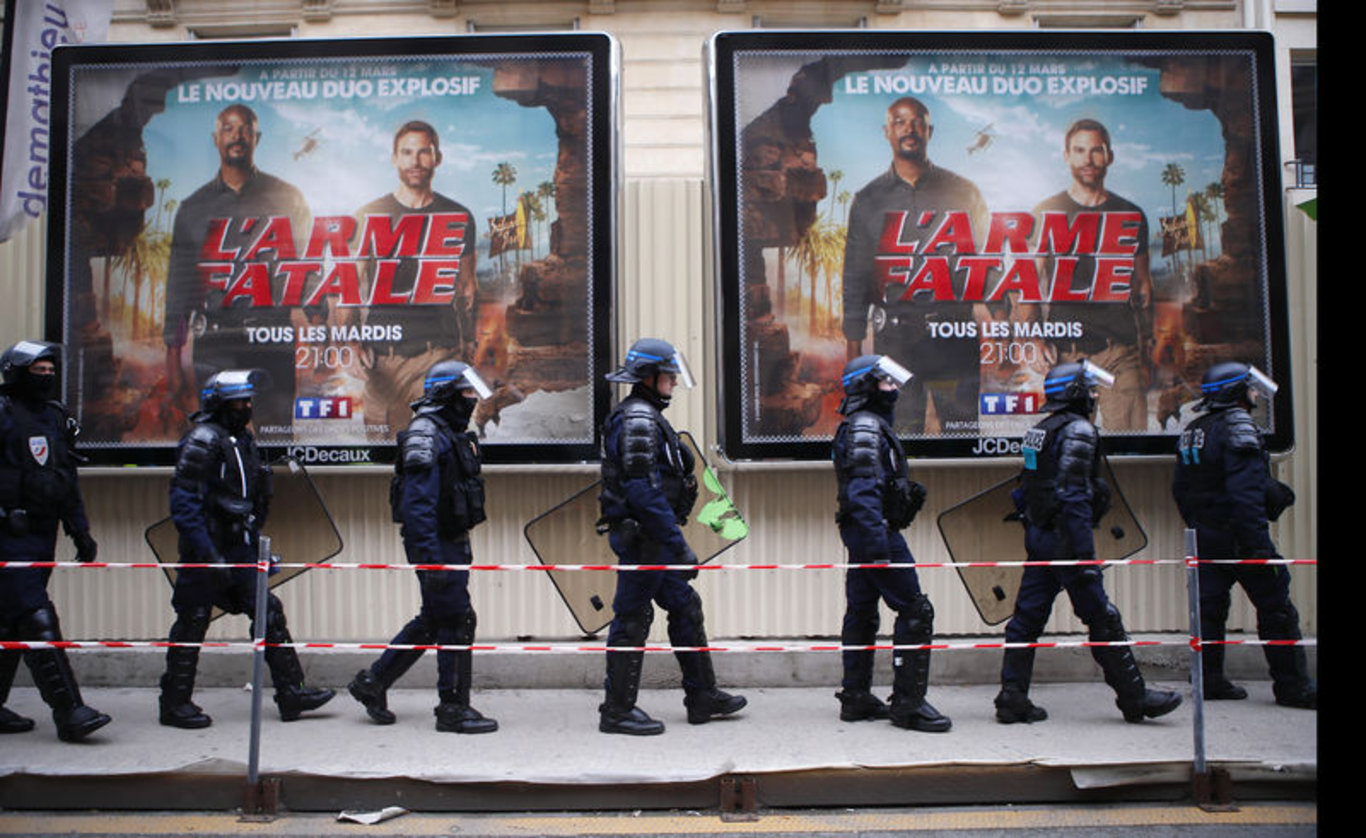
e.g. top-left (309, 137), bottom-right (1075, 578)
top-left (95, 58), bottom-right (562, 255)
top-left (804, 53), bottom-right (1227, 234)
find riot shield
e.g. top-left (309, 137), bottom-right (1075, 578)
top-left (936, 456), bottom-right (1146, 626)
top-left (523, 431), bottom-right (749, 634)
top-left (144, 457), bottom-right (343, 620)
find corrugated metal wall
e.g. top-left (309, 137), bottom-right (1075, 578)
top-left (5, 181), bottom-right (1315, 644)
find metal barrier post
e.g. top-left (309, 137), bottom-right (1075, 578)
top-left (242, 535), bottom-right (278, 818)
top-left (1187, 527), bottom-right (1233, 809)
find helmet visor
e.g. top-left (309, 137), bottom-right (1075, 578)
top-left (872, 356), bottom-right (913, 387)
top-left (9, 340), bottom-right (59, 367)
top-left (668, 351), bottom-right (696, 389)
top-left (458, 366), bottom-right (494, 400)
top-left (1247, 366), bottom-right (1278, 400)
top-left (1080, 360), bottom-right (1116, 390)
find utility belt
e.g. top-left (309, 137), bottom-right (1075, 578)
top-left (1, 467), bottom-right (71, 536)
top-left (1, 507), bottom-right (59, 537)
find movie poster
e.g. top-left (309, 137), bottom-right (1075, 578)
top-left (48, 34), bottom-right (615, 465)
top-left (710, 32), bottom-right (1291, 460)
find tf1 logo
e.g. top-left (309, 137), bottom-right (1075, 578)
top-left (979, 392), bottom-right (1041, 415)
top-left (294, 396), bottom-right (354, 419)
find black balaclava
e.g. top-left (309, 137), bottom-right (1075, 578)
top-left (220, 401), bottom-right (253, 434)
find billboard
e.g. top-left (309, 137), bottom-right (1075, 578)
top-left (47, 33), bottom-right (617, 465)
top-left (708, 31), bottom-right (1292, 460)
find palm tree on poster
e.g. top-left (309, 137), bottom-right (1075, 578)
top-left (492, 162), bottom-right (518, 276)
top-left (1160, 162), bottom-right (1187, 276)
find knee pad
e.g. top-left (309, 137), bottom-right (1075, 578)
top-left (264, 594), bottom-right (291, 642)
top-left (894, 595), bottom-right (935, 643)
top-left (1072, 566), bottom-right (1105, 590)
top-left (1087, 603), bottom-right (1127, 643)
top-left (612, 605), bottom-right (654, 646)
top-left (680, 588), bottom-right (705, 631)
top-left (1258, 602), bottom-right (1302, 640)
top-left (170, 606), bottom-right (212, 643)
top-left (18, 604), bottom-right (61, 642)
top-left (438, 608), bottom-right (477, 643)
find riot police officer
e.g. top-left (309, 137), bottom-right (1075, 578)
top-left (833, 355), bottom-right (951, 733)
top-left (995, 361), bottom-right (1182, 724)
top-left (348, 361), bottom-right (498, 733)
top-left (159, 370), bottom-right (334, 728)
top-left (1173, 362), bottom-right (1315, 709)
top-left (597, 338), bottom-right (746, 735)
top-left (0, 341), bottom-right (111, 741)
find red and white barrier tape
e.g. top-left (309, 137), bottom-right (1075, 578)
top-left (0, 557), bottom-right (1318, 571)
top-left (0, 637), bottom-right (1316, 654)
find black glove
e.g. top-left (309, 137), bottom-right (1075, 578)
top-left (72, 530), bottom-right (98, 563)
top-left (675, 544), bottom-right (699, 580)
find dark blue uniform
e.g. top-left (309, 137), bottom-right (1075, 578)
top-left (0, 397), bottom-right (89, 618)
top-left (348, 368), bottom-right (496, 733)
top-left (833, 403), bottom-right (944, 729)
top-left (390, 410), bottom-right (482, 698)
top-left (0, 390), bottom-right (108, 740)
top-left (997, 404), bottom-right (1179, 723)
top-left (600, 392), bottom-right (702, 676)
top-left (1004, 409), bottom-right (1113, 673)
top-left (161, 414), bottom-right (330, 725)
top-left (1174, 404), bottom-right (1315, 707)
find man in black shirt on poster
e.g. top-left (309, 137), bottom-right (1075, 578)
top-left (353, 121), bottom-right (479, 441)
top-left (841, 97), bottom-right (989, 437)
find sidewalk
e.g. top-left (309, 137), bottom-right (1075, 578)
top-left (0, 676), bottom-right (1316, 813)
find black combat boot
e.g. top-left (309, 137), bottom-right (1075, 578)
top-left (994, 684), bottom-right (1047, 724)
top-left (837, 607), bottom-right (887, 721)
top-left (670, 591), bottom-right (746, 725)
top-left (261, 600), bottom-right (334, 721)
top-left (267, 647), bottom-right (334, 722)
top-left (21, 607), bottom-right (110, 741)
top-left (349, 617), bottom-right (435, 724)
top-left (1197, 618), bottom-right (1247, 700)
top-left (0, 650), bottom-right (35, 734)
top-left (27, 649), bottom-right (111, 742)
top-left (836, 690), bottom-right (890, 721)
top-left (433, 612), bottom-right (497, 734)
top-left (434, 688), bottom-right (498, 734)
top-left (887, 641), bottom-right (950, 733)
top-left (1094, 646), bottom-right (1182, 723)
top-left (159, 646), bottom-right (212, 729)
top-left (995, 648), bottom-right (1047, 723)
top-left (599, 650), bottom-right (664, 735)
top-left (678, 650), bottom-right (746, 725)
top-left (1201, 644), bottom-right (1248, 701)
top-left (1260, 605), bottom-right (1317, 709)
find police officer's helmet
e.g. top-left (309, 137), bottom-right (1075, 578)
top-left (838, 354), bottom-right (912, 415)
top-left (1199, 362), bottom-right (1277, 409)
top-left (1, 340), bottom-right (60, 386)
top-left (422, 361), bottom-right (493, 405)
top-left (605, 338), bottom-right (695, 388)
top-left (1042, 360), bottom-right (1115, 412)
top-left (841, 354), bottom-right (912, 396)
top-left (200, 369), bottom-right (268, 415)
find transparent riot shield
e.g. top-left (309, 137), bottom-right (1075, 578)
top-left (936, 456), bottom-right (1146, 626)
top-left (144, 457), bottom-right (343, 620)
top-left (523, 431), bottom-right (749, 634)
